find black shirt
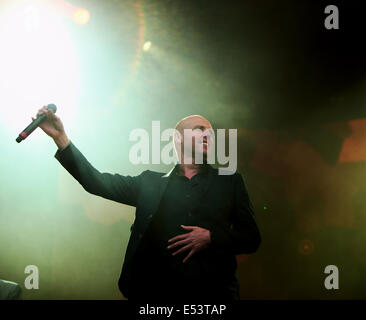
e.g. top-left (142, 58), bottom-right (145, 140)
top-left (129, 164), bottom-right (217, 300)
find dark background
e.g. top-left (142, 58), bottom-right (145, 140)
top-left (1, 0), bottom-right (365, 299)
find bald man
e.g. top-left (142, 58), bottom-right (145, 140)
top-left (37, 107), bottom-right (261, 301)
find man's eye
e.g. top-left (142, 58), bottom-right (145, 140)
top-left (205, 130), bottom-right (214, 137)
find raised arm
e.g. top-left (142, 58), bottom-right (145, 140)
top-left (36, 106), bottom-right (142, 206)
top-left (54, 142), bottom-right (142, 206)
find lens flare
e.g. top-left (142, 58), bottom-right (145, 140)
top-left (74, 8), bottom-right (90, 25)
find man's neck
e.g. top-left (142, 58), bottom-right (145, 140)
top-left (178, 162), bottom-right (205, 179)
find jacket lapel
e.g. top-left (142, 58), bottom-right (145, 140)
top-left (146, 165), bottom-right (176, 221)
top-left (160, 166), bottom-right (175, 198)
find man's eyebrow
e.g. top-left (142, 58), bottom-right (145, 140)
top-left (192, 125), bottom-right (206, 130)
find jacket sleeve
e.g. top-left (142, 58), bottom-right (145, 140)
top-left (209, 173), bottom-right (261, 255)
top-left (54, 141), bottom-right (143, 207)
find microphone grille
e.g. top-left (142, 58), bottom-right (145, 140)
top-left (47, 104), bottom-right (57, 113)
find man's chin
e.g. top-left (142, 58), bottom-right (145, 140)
top-left (191, 148), bottom-right (212, 163)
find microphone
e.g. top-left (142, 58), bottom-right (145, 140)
top-left (16, 104), bottom-right (57, 143)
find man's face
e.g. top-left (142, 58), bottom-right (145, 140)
top-left (178, 116), bottom-right (213, 161)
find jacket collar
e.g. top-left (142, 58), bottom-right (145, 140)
top-left (162, 163), bottom-right (212, 178)
top-left (162, 166), bottom-right (176, 178)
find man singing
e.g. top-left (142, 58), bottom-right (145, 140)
top-left (35, 106), bottom-right (261, 302)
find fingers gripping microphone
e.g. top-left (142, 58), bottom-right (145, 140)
top-left (16, 104), bottom-right (57, 143)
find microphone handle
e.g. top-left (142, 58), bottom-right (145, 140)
top-left (16, 113), bottom-right (47, 143)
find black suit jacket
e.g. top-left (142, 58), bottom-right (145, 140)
top-left (55, 141), bottom-right (261, 298)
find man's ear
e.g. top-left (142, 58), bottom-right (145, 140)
top-left (173, 129), bottom-right (183, 161)
top-left (174, 129), bottom-right (182, 143)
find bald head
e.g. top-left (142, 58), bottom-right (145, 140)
top-left (173, 115), bottom-right (213, 163)
top-left (175, 115), bottom-right (212, 134)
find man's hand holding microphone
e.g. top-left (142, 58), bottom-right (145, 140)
top-left (32, 105), bottom-right (70, 151)
top-left (16, 104), bottom-right (69, 151)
